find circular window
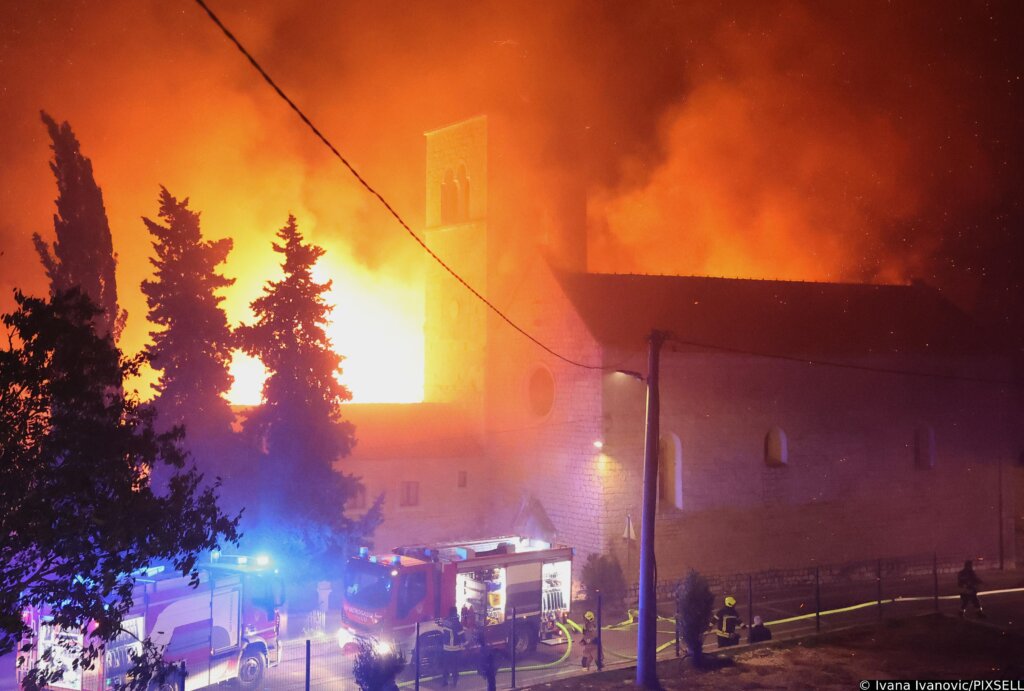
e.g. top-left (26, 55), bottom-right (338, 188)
top-left (527, 366), bottom-right (555, 418)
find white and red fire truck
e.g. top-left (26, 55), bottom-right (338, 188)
top-left (336, 536), bottom-right (573, 663)
top-left (18, 554), bottom-right (284, 691)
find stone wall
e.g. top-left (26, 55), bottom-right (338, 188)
top-left (600, 348), bottom-right (1018, 582)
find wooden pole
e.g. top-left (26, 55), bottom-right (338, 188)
top-left (636, 330), bottom-right (665, 689)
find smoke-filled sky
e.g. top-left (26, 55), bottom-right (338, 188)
top-left (2, 0), bottom-right (1023, 399)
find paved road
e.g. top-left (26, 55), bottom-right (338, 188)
top-left (5, 569), bottom-right (1022, 690)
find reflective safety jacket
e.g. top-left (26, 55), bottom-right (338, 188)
top-left (442, 617), bottom-right (466, 652)
top-left (713, 605), bottom-right (742, 641)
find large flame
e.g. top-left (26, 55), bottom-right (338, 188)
top-left (224, 258), bottom-right (424, 406)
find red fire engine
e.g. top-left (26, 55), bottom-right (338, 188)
top-left (336, 536), bottom-right (572, 662)
top-left (18, 554), bottom-right (284, 691)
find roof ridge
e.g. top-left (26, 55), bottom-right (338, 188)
top-left (576, 270), bottom-right (913, 290)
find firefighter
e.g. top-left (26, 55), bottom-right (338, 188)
top-left (957, 560), bottom-right (986, 618)
top-left (712, 596), bottom-right (745, 647)
top-left (748, 615), bottom-right (772, 644)
top-left (580, 610), bottom-right (597, 670)
top-left (476, 630), bottom-right (498, 691)
top-left (440, 606), bottom-right (466, 686)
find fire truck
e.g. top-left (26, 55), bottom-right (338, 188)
top-left (18, 554), bottom-right (284, 691)
top-left (336, 536), bottom-right (573, 663)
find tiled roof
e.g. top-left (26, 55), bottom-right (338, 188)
top-left (556, 271), bottom-right (998, 358)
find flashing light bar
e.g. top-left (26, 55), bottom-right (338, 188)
top-left (358, 547), bottom-right (370, 558)
top-left (210, 553), bottom-right (270, 567)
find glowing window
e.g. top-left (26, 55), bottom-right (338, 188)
top-left (527, 366), bottom-right (555, 418)
top-left (914, 427), bottom-right (935, 470)
top-left (658, 433), bottom-right (684, 510)
top-left (764, 427), bottom-right (788, 467)
top-left (399, 481), bottom-right (420, 507)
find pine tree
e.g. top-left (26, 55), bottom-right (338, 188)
top-left (32, 112), bottom-right (125, 340)
top-left (141, 188), bottom-right (235, 439)
top-left (237, 216), bottom-right (376, 569)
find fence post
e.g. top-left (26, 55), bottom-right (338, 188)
top-left (877, 559), bottom-right (883, 622)
top-left (596, 591), bottom-right (604, 670)
top-left (815, 567), bottom-right (821, 633)
top-left (414, 621), bottom-right (421, 691)
top-left (305, 639), bottom-right (311, 691)
top-left (933, 554), bottom-right (939, 614)
top-left (511, 607), bottom-right (517, 689)
top-left (674, 588), bottom-right (680, 658)
top-left (747, 575), bottom-right (753, 630)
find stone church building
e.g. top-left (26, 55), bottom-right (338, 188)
top-left (341, 116), bottom-right (1022, 584)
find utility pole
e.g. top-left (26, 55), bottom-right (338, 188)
top-left (636, 330), bottom-right (665, 689)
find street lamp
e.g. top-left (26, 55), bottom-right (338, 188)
top-left (615, 369), bottom-right (645, 382)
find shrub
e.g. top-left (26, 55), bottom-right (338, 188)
top-left (581, 553), bottom-right (627, 605)
top-left (677, 570), bottom-right (714, 667)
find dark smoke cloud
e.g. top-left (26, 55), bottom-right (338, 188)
top-left (1, 0), bottom-right (1022, 367)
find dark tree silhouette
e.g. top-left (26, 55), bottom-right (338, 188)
top-left (237, 216), bottom-right (378, 571)
top-left (32, 112), bottom-right (125, 340)
top-left (0, 290), bottom-right (238, 685)
top-left (141, 187), bottom-right (235, 439)
top-left (676, 569), bottom-right (714, 668)
top-left (352, 638), bottom-right (405, 691)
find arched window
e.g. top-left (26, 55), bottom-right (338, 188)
top-left (457, 163), bottom-right (471, 221)
top-left (764, 427), bottom-right (788, 467)
top-left (914, 427), bottom-right (935, 469)
top-left (440, 168), bottom-right (456, 224)
top-left (658, 433), bottom-right (684, 510)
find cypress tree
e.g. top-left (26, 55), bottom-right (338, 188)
top-left (32, 112), bottom-right (125, 340)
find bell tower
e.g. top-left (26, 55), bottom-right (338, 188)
top-left (423, 116), bottom-right (488, 406)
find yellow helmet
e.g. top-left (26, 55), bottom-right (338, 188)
top-left (724, 596), bottom-right (736, 607)
top-left (584, 611), bottom-right (596, 621)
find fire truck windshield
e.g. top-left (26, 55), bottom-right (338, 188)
top-left (344, 560), bottom-right (394, 608)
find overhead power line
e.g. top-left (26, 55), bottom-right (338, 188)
top-left (191, 0), bottom-right (605, 371)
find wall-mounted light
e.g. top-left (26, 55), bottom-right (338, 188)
top-left (615, 369), bottom-right (645, 382)
top-left (593, 440), bottom-right (604, 450)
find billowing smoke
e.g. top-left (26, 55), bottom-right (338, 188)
top-left (1, 0), bottom-right (1021, 383)
top-left (588, 2), bottom-right (1018, 288)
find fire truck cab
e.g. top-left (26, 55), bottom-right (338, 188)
top-left (18, 554), bottom-right (285, 691)
top-left (337, 536), bottom-right (572, 662)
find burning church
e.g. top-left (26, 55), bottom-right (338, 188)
top-left (341, 115), bottom-right (1022, 583)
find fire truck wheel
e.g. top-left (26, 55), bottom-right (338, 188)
top-left (236, 647), bottom-right (266, 689)
top-left (512, 626), bottom-right (538, 656)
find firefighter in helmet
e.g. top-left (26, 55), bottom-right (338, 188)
top-left (580, 610), bottom-right (598, 670)
top-left (440, 606), bottom-right (466, 686)
top-left (712, 595), bottom-right (745, 648)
